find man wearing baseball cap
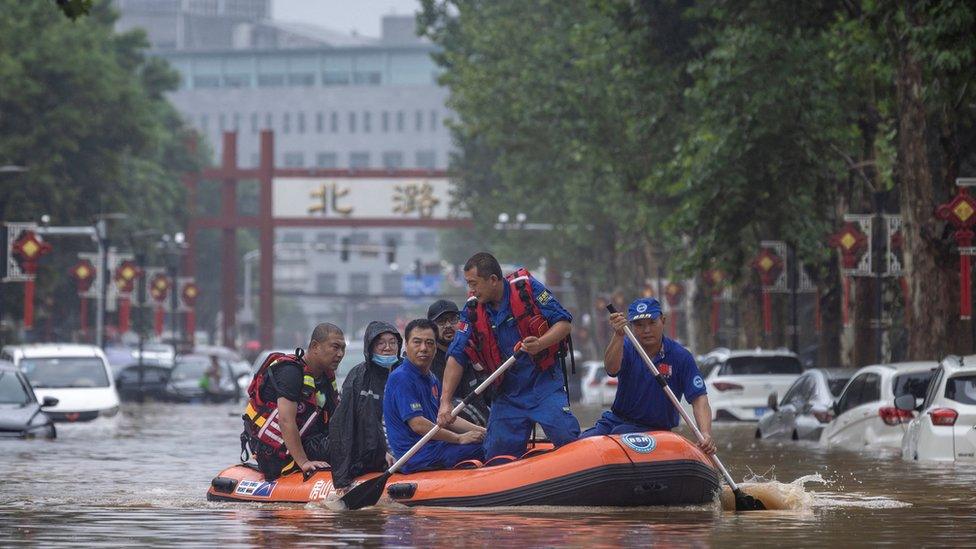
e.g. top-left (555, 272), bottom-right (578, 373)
top-left (427, 299), bottom-right (490, 426)
top-left (580, 297), bottom-right (716, 455)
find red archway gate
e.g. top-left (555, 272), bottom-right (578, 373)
top-left (186, 130), bottom-right (470, 348)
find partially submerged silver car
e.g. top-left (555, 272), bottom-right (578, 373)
top-left (756, 368), bottom-right (853, 440)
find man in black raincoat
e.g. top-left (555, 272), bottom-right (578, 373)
top-left (327, 321), bottom-right (402, 492)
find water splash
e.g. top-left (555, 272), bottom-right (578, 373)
top-left (719, 472), bottom-right (909, 511)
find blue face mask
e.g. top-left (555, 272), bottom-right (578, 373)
top-left (372, 354), bottom-right (399, 369)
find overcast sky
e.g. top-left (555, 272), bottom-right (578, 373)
top-left (272, 0), bottom-right (422, 38)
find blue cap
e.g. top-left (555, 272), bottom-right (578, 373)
top-left (628, 298), bottom-right (662, 321)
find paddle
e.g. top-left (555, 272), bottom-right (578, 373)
top-left (336, 345), bottom-right (525, 510)
top-left (606, 304), bottom-right (765, 511)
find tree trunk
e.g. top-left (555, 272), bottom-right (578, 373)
top-left (894, 12), bottom-right (951, 360)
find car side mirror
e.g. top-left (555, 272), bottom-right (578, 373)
top-left (832, 400), bottom-right (840, 416)
top-left (41, 396), bottom-right (59, 408)
top-left (767, 392), bottom-right (778, 412)
top-left (893, 394), bottom-right (915, 412)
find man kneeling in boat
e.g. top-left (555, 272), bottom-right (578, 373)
top-left (580, 298), bottom-right (717, 455)
top-left (384, 318), bottom-right (486, 472)
top-left (242, 323), bottom-right (345, 480)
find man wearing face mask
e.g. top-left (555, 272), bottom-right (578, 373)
top-left (327, 321), bottom-right (403, 493)
top-left (427, 299), bottom-right (490, 427)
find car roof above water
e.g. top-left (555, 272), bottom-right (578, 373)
top-left (704, 347), bottom-right (799, 361)
top-left (3, 343), bottom-right (106, 360)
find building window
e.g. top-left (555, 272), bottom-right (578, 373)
top-left (382, 273), bottom-right (402, 295)
top-left (415, 150), bottom-right (436, 170)
top-left (283, 152), bottom-right (305, 167)
top-left (288, 73), bottom-right (315, 86)
top-left (297, 112), bottom-right (306, 134)
top-left (193, 75), bottom-right (220, 88)
top-left (264, 112), bottom-right (272, 129)
top-left (415, 110), bottom-right (423, 131)
top-left (281, 232), bottom-right (305, 243)
top-left (316, 273), bottom-right (337, 294)
top-left (330, 112), bottom-right (339, 132)
top-left (397, 111), bottom-right (405, 132)
top-left (363, 111), bottom-right (372, 133)
top-left (350, 232), bottom-right (370, 245)
top-left (250, 112), bottom-right (258, 133)
top-left (316, 232), bottom-right (337, 245)
top-left (316, 152), bottom-right (337, 168)
top-left (348, 112), bottom-right (357, 133)
top-left (382, 232), bottom-right (403, 247)
top-left (282, 112), bottom-right (291, 134)
top-left (415, 231), bottom-right (436, 251)
top-left (382, 151), bottom-right (403, 170)
top-left (352, 71), bottom-right (381, 85)
top-left (257, 74), bottom-right (285, 87)
top-left (223, 74), bottom-right (250, 88)
top-left (323, 71), bottom-right (350, 85)
top-left (430, 110), bottom-right (439, 131)
top-left (233, 112), bottom-right (241, 131)
top-left (349, 152), bottom-right (370, 170)
top-left (316, 112), bottom-right (324, 133)
top-left (350, 273), bottom-right (370, 294)
top-left (381, 111), bottom-right (389, 132)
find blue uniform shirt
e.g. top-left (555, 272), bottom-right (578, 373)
top-left (383, 358), bottom-right (442, 458)
top-left (448, 277), bottom-right (572, 408)
top-left (609, 336), bottom-right (706, 429)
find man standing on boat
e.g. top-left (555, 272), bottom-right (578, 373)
top-left (242, 323), bottom-right (346, 480)
top-left (580, 297), bottom-right (717, 455)
top-left (437, 252), bottom-right (579, 461)
top-left (385, 318), bottom-right (486, 471)
top-left (427, 299), bottom-right (490, 427)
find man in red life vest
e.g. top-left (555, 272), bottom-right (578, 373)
top-left (242, 323), bottom-right (346, 480)
top-left (437, 252), bottom-right (580, 460)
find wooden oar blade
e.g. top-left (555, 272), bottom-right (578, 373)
top-left (339, 473), bottom-right (390, 510)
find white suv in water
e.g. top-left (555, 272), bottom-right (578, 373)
top-left (1, 344), bottom-right (120, 423)
top-left (695, 348), bottom-right (804, 421)
top-left (901, 355), bottom-right (976, 462)
top-left (819, 361), bottom-right (937, 451)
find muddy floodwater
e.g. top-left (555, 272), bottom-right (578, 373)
top-left (1, 402), bottom-right (974, 547)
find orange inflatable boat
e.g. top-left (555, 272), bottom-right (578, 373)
top-left (207, 432), bottom-right (720, 507)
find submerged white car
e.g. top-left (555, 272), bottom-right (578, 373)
top-left (1, 344), bottom-right (120, 423)
top-left (901, 355), bottom-right (976, 462)
top-left (696, 348), bottom-right (804, 421)
top-left (579, 360), bottom-right (617, 406)
top-left (819, 361), bottom-right (936, 451)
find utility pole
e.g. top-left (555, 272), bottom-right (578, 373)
top-left (873, 191), bottom-right (885, 364)
top-left (789, 243), bottom-right (799, 353)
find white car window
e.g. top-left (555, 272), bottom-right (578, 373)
top-left (837, 375), bottom-right (867, 415)
top-left (720, 356), bottom-right (803, 376)
top-left (946, 374), bottom-right (976, 405)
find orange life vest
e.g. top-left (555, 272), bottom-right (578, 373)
top-left (462, 268), bottom-right (564, 386)
top-left (242, 350), bottom-right (334, 460)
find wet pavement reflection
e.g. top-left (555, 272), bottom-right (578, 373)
top-left (1, 402), bottom-right (974, 546)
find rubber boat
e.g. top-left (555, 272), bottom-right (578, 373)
top-left (208, 431), bottom-right (720, 507)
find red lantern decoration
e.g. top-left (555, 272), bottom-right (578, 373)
top-left (11, 230), bottom-right (53, 330)
top-left (703, 269), bottom-right (726, 337)
top-left (829, 222), bottom-right (870, 327)
top-left (69, 260), bottom-right (96, 339)
top-left (935, 186), bottom-right (976, 319)
top-left (664, 282), bottom-right (684, 339)
top-left (181, 282), bottom-right (199, 339)
top-left (113, 260), bottom-right (142, 334)
top-left (751, 248), bottom-right (784, 336)
top-left (149, 273), bottom-right (171, 336)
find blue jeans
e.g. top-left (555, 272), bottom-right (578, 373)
top-left (579, 410), bottom-right (670, 439)
top-left (484, 389), bottom-right (580, 459)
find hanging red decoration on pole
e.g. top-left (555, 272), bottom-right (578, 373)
top-left (703, 269), bottom-right (726, 337)
top-left (69, 259), bottom-right (96, 339)
top-left (664, 281), bottom-right (684, 340)
top-left (751, 248), bottom-right (784, 337)
top-left (11, 230), bottom-right (53, 330)
top-left (113, 260), bottom-right (142, 334)
top-left (181, 282), bottom-right (199, 340)
top-left (149, 273), bottom-right (171, 337)
top-left (829, 221), bottom-right (869, 327)
top-left (935, 182), bottom-right (976, 319)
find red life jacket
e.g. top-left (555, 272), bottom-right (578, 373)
top-left (242, 350), bottom-right (334, 461)
top-left (462, 268), bottom-right (564, 386)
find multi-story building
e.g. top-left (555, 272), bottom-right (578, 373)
top-left (115, 3), bottom-right (462, 344)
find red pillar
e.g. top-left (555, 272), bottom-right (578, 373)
top-left (154, 305), bottom-right (164, 336)
top-left (258, 130), bottom-right (275, 348)
top-left (118, 297), bottom-right (131, 333)
top-left (24, 278), bottom-right (36, 329)
top-left (79, 297), bottom-right (89, 340)
top-left (221, 132), bottom-right (238, 348)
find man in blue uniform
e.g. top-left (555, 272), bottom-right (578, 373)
top-left (580, 297), bottom-right (716, 455)
top-left (438, 252), bottom-right (580, 460)
top-left (384, 318), bottom-right (486, 472)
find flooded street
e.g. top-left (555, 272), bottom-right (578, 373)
top-left (1, 403), bottom-right (974, 547)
